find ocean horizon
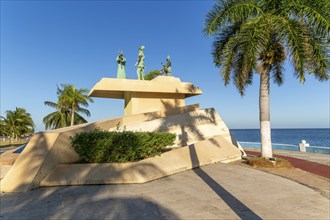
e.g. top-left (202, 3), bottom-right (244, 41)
top-left (230, 128), bottom-right (330, 148)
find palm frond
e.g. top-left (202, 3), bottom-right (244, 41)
top-left (43, 110), bottom-right (70, 130)
top-left (74, 113), bottom-right (88, 124)
top-left (76, 107), bottom-right (91, 117)
top-left (284, 0), bottom-right (330, 37)
top-left (232, 51), bottom-right (254, 95)
top-left (304, 33), bottom-right (330, 81)
top-left (204, 0), bottom-right (263, 35)
top-left (271, 62), bottom-right (284, 86)
top-left (212, 22), bottom-right (242, 66)
top-left (44, 101), bottom-right (58, 108)
top-left (272, 16), bottom-right (309, 82)
top-left (219, 37), bottom-right (239, 85)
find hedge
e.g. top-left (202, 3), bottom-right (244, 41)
top-left (71, 129), bottom-right (176, 163)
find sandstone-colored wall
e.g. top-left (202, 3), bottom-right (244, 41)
top-left (112, 108), bottom-right (239, 149)
top-left (1, 104), bottom-right (244, 192)
top-left (0, 147), bottom-right (20, 166)
top-left (125, 92), bottom-right (185, 115)
top-left (40, 135), bottom-right (242, 187)
top-left (0, 105), bottom-right (200, 192)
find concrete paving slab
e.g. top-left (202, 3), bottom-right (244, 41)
top-left (1, 163), bottom-right (329, 219)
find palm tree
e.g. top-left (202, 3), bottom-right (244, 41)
top-left (43, 84), bottom-right (94, 129)
top-left (0, 108), bottom-right (35, 143)
top-left (204, 0), bottom-right (329, 158)
top-left (58, 84), bottom-right (94, 126)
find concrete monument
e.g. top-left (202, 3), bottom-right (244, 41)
top-left (0, 53), bottom-right (245, 192)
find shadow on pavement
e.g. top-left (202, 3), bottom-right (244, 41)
top-left (189, 145), bottom-right (262, 220)
top-left (0, 186), bottom-right (178, 219)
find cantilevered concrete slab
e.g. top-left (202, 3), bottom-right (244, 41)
top-left (88, 76), bottom-right (202, 115)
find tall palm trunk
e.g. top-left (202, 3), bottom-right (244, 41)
top-left (259, 64), bottom-right (273, 158)
top-left (70, 105), bottom-right (75, 126)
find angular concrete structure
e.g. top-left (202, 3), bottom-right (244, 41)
top-left (41, 136), bottom-right (241, 186)
top-left (1, 76), bottom-right (244, 192)
top-left (89, 76), bottom-right (202, 115)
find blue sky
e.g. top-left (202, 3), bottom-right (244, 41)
top-left (1, 0), bottom-right (329, 132)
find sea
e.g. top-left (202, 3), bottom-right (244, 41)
top-left (230, 128), bottom-right (330, 148)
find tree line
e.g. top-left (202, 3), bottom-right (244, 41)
top-left (0, 70), bottom-right (164, 142)
top-left (1, 84), bottom-right (93, 142)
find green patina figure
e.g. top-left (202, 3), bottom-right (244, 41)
top-left (161, 56), bottom-right (172, 76)
top-left (135, 45), bottom-right (145, 80)
top-left (116, 51), bottom-right (126, 79)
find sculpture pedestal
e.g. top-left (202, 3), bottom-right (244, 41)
top-left (88, 76), bottom-right (202, 115)
top-left (124, 91), bottom-right (186, 115)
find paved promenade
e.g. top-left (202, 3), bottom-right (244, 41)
top-left (244, 147), bottom-right (330, 179)
top-left (243, 147), bottom-right (330, 165)
top-left (1, 162), bottom-right (329, 220)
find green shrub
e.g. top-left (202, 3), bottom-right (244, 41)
top-left (71, 129), bottom-right (176, 163)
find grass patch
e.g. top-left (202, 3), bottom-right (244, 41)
top-left (0, 139), bottom-right (29, 148)
top-left (247, 157), bottom-right (293, 169)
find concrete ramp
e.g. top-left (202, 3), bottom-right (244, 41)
top-left (40, 135), bottom-right (241, 186)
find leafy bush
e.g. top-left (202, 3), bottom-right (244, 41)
top-left (71, 129), bottom-right (176, 163)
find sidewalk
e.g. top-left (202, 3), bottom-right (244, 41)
top-left (243, 147), bottom-right (330, 179)
top-left (243, 147), bottom-right (330, 165)
top-left (1, 162), bottom-right (329, 220)
top-left (1, 148), bottom-right (329, 219)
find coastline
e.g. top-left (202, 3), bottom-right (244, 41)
top-left (231, 128), bottom-right (330, 150)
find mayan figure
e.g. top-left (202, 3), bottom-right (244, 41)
top-left (116, 51), bottom-right (126, 79)
top-left (135, 46), bottom-right (145, 80)
top-left (161, 56), bottom-right (172, 76)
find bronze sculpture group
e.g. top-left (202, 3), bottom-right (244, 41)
top-left (116, 46), bottom-right (172, 80)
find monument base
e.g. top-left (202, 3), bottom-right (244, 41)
top-left (1, 105), bottom-right (244, 192)
top-left (40, 136), bottom-right (241, 187)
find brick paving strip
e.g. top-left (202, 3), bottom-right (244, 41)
top-left (245, 150), bottom-right (330, 179)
